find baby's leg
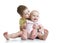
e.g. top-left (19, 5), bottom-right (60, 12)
top-left (29, 29), bottom-right (37, 40)
top-left (37, 29), bottom-right (48, 40)
top-left (21, 29), bottom-right (28, 40)
top-left (43, 29), bottom-right (48, 40)
top-left (37, 32), bottom-right (43, 40)
top-left (3, 31), bottom-right (22, 40)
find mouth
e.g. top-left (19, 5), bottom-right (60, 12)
top-left (34, 18), bottom-right (37, 20)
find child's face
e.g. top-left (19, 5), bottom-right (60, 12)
top-left (22, 9), bottom-right (30, 19)
top-left (30, 11), bottom-right (39, 22)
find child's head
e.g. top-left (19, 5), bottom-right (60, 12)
top-left (30, 10), bottom-right (39, 22)
top-left (17, 5), bottom-right (30, 19)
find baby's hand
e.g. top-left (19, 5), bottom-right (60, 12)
top-left (39, 28), bottom-right (44, 35)
top-left (33, 24), bottom-right (38, 29)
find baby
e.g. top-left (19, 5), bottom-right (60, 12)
top-left (21, 10), bottom-right (44, 40)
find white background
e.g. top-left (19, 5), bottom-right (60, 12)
top-left (0, 0), bottom-right (60, 43)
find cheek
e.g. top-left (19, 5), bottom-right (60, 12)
top-left (26, 15), bottom-right (29, 17)
top-left (31, 16), bottom-right (34, 19)
top-left (37, 17), bottom-right (39, 19)
top-left (30, 16), bottom-right (33, 20)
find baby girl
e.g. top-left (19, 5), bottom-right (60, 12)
top-left (21, 10), bottom-right (44, 40)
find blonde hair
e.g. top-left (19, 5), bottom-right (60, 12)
top-left (30, 10), bottom-right (39, 15)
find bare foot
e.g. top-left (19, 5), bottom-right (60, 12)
top-left (29, 35), bottom-right (37, 40)
top-left (3, 32), bottom-right (9, 40)
top-left (21, 30), bottom-right (27, 40)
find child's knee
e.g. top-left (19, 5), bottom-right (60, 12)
top-left (44, 29), bottom-right (49, 34)
top-left (44, 29), bottom-right (48, 32)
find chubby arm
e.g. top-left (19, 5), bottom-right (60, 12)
top-left (38, 24), bottom-right (43, 29)
top-left (20, 22), bottom-right (27, 31)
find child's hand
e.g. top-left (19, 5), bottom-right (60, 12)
top-left (39, 28), bottom-right (44, 35)
top-left (33, 24), bottom-right (38, 29)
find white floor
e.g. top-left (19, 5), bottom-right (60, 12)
top-left (0, 38), bottom-right (52, 43)
top-left (3, 39), bottom-right (47, 43)
top-left (0, 28), bottom-right (57, 43)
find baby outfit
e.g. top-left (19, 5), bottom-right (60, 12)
top-left (26, 20), bottom-right (44, 35)
top-left (19, 18), bottom-right (44, 35)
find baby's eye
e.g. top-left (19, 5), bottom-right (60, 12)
top-left (33, 15), bottom-right (35, 17)
top-left (37, 16), bottom-right (39, 17)
top-left (28, 11), bottom-right (30, 12)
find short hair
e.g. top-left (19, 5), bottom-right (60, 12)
top-left (17, 5), bottom-right (27, 16)
top-left (30, 10), bottom-right (39, 15)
